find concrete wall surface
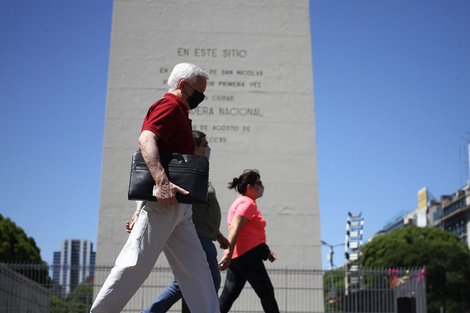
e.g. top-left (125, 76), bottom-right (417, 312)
top-left (97, 0), bottom-right (321, 302)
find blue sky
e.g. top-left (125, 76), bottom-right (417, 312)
top-left (1, 1), bottom-right (469, 268)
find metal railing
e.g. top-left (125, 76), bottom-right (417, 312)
top-left (0, 263), bottom-right (426, 313)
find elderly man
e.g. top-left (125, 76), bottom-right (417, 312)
top-left (127, 131), bottom-right (230, 313)
top-left (91, 63), bottom-right (220, 313)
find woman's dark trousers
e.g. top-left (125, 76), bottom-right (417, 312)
top-left (219, 247), bottom-right (280, 313)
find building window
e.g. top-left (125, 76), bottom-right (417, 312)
top-left (443, 198), bottom-right (466, 216)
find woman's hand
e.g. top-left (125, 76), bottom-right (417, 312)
top-left (218, 254), bottom-right (232, 271)
top-left (219, 214), bottom-right (248, 271)
top-left (268, 250), bottom-right (277, 263)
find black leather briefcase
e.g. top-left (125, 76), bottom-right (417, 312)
top-left (128, 150), bottom-right (209, 204)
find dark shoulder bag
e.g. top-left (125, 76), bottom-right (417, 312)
top-left (128, 150), bottom-right (209, 204)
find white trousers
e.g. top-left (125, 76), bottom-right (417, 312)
top-left (90, 202), bottom-right (220, 313)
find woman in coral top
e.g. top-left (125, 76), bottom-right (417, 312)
top-left (218, 170), bottom-right (280, 313)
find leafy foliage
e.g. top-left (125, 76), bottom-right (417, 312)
top-left (51, 285), bottom-right (93, 313)
top-left (363, 226), bottom-right (470, 313)
top-left (0, 213), bottom-right (43, 263)
top-left (323, 268), bottom-right (346, 312)
top-left (0, 214), bottom-right (50, 285)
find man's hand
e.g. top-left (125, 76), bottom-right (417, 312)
top-left (216, 232), bottom-right (231, 250)
top-left (153, 181), bottom-right (189, 206)
top-left (139, 130), bottom-right (189, 206)
top-left (125, 202), bottom-right (143, 233)
top-left (125, 211), bottom-right (137, 233)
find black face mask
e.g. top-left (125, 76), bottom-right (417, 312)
top-left (187, 89), bottom-right (205, 109)
top-left (185, 83), bottom-right (205, 109)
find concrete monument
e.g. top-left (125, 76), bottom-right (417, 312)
top-left (96, 0), bottom-right (322, 310)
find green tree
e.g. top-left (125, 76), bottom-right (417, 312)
top-left (323, 268), bottom-right (346, 312)
top-left (0, 213), bottom-right (50, 285)
top-left (51, 285), bottom-right (93, 313)
top-left (363, 226), bottom-right (470, 313)
top-left (0, 213), bottom-right (43, 262)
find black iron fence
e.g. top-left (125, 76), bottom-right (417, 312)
top-left (0, 262), bottom-right (426, 313)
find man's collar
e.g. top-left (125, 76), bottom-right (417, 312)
top-left (165, 93), bottom-right (190, 112)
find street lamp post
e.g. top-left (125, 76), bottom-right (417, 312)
top-left (321, 240), bottom-right (344, 304)
top-left (321, 240), bottom-right (344, 270)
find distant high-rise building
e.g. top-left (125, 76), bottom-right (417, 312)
top-left (371, 181), bottom-right (470, 249)
top-left (432, 181), bottom-right (470, 245)
top-left (52, 239), bottom-right (95, 295)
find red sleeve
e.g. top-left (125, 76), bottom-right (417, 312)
top-left (141, 101), bottom-right (180, 143)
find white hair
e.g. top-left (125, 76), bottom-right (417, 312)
top-left (167, 63), bottom-right (210, 91)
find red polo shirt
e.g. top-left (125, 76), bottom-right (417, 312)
top-left (141, 93), bottom-right (194, 154)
